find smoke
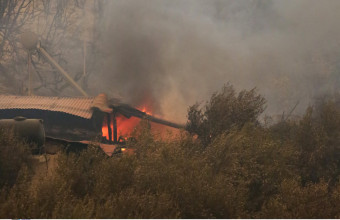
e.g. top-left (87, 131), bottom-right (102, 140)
top-left (92, 0), bottom-right (340, 122)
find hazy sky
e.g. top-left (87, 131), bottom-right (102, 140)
top-left (91, 0), bottom-right (340, 122)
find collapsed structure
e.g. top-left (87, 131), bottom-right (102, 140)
top-left (0, 93), bottom-right (184, 154)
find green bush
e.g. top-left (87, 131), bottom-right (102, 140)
top-left (186, 84), bottom-right (266, 146)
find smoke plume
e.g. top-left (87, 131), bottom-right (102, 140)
top-left (92, 0), bottom-right (340, 122)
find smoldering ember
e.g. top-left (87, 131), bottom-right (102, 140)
top-left (0, 0), bottom-right (339, 219)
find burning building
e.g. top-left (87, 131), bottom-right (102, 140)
top-left (0, 93), bottom-right (184, 155)
top-left (0, 32), bottom-right (184, 155)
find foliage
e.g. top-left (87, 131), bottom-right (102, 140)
top-left (0, 87), bottom-right (340, 218)
top-left (186, 83), bottom-right (266, 145)
top-left (296, 99), bottom-right (340, 186)
top-left (260, 179), bottom-right (340, 218)
top-left (0, 129), bottom-right (33, 188)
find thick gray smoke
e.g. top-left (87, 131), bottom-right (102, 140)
top-left (92, 0), bottom-right (340, 122)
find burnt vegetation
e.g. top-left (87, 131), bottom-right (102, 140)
top-left (0, 85), bottom-right (340, 218)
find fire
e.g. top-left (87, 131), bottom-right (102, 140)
top-left (139, 106), bottom-right (152, 115)
top-left (101, 104), bottom-right (180, 142)
top-left (102, 114), bottom-right (110, 140)
top-left (116, 115), bottom-right (140, 136)
top-left (101, 105), bottom-right (153, 141)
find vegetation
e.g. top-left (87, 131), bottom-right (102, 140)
top-left (0, 85), bottom-right (340, 218)
top-left (186, 83), bottom-right (266, 146)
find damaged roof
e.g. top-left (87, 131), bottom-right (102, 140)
top-left (0, 93), bottom-right (113, 119)
top-left (0, 93), bottom-right (184, 129)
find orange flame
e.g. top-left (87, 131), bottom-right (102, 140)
top-left (102, 103), bottom-right (180, 142)
top-left (139, 106), bottom-right (152, 115)
top-left (102, 105), bottom-right (152, 141)
top-left (102, 114), bottom-right (110, 140)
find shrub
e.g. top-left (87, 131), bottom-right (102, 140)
top-left (260, 179), bottom-right (340, 218)
top-left (204, 124), bottom-right (298, 215)
top-left (1, 85), bottom-right (340, 218)
top-left (0, 129), bottom-right (33, 188)
top-left (296, 98), bottom-right (340, 185)
top-left (186, 84), bottom-right (266, 145)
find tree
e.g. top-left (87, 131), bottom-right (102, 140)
top-left (186, 83), bottom-right (266, 145)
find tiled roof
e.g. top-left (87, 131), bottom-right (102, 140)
top-left (0, 94), bottom-right (100, 119)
